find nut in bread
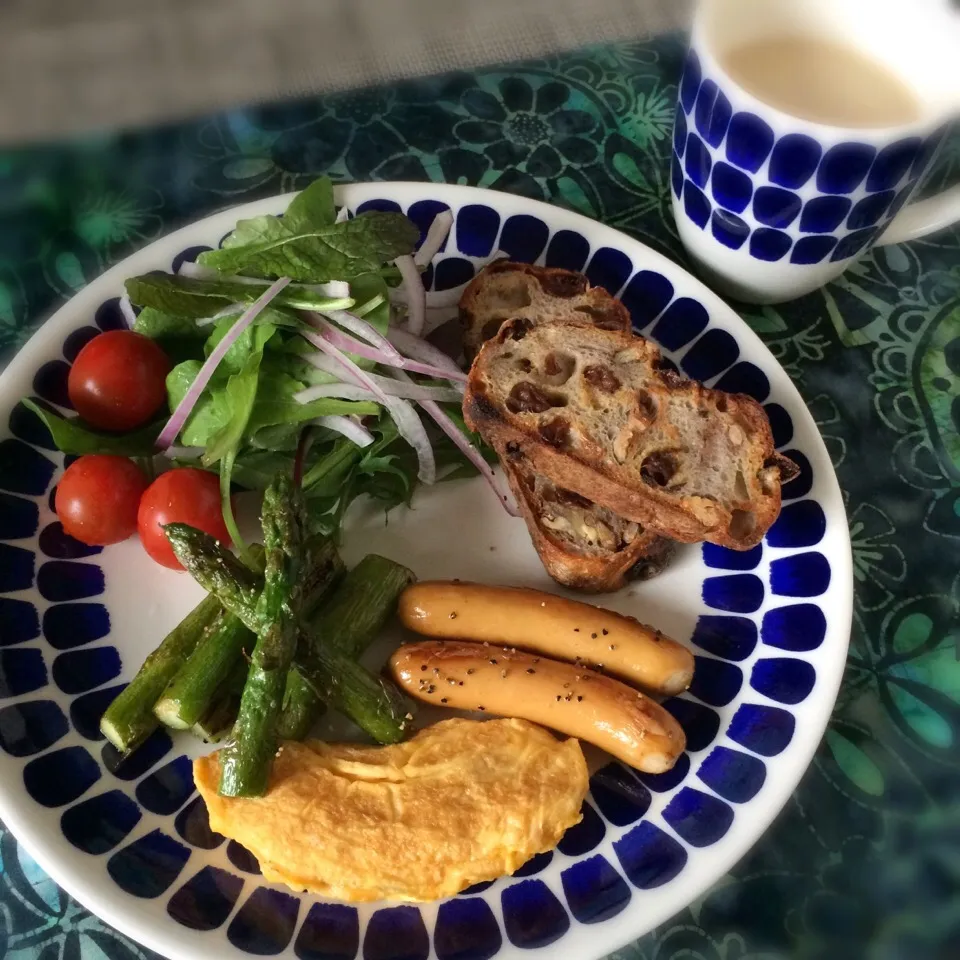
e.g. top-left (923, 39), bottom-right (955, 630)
top-left (498, 447), bottom-right (675, 593)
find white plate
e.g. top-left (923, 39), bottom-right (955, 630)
top-left (0, 182), bottom-right (851, 960)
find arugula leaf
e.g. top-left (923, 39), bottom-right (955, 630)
top-left (195, 212), bottom-right (418, 282)
top-left (163, 321), bottom-right (277, 455)
top-left (132, 307), bottom-right (208, 365)
top-left (246, 373), bottom-right (378, 435)
top-left (204, 318), bottom-right (277, 377)
top-left (133, 307), bottom-right (206, 340)
top-left (282, 178), bottom-right (336, 232)
top-left (248, 423), bottom-right (301, 453)
top-left (437, 403), bottom-right (495, 458)
top-left (299, 409), bottom-right (501, 537)
top-left (299, 417), bottom-right (415, 536)
top-left (349, 271), bottom-right (390, 335)
top-left (259, 350), bottom-right (337, 388)
top-left (165, 361), bottom-right (233, 447)
top-left (22, 399), bottom-right (163, 456)
top-left (125, 274), bottom-right (352, 319)
top-left (301, 437), bottom-right (364, 496)
top-left (229, 450), bottom-right (297, 490)
top-left (357, 452), bottom-right (417, 507)
top-left (203, 348), bottom-right (266, 467)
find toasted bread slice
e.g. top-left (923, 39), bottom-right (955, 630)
top-left (499, 452), bottom-right (675, 593)
top-left (459, 261), bottom-right (630, 361)
top-left (465, 319), bottom-right (798, 550)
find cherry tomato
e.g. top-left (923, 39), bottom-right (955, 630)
top-left (55, 455), bottom-right (149, 546)
top-left (138, 468), bottom-right (231, 569)
top-left (68, 330), bottom-right (171, 432)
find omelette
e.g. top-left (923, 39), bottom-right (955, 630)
top-left (194, 718), bottom-right (588, 902)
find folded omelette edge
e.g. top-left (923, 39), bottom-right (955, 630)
top-left (193, 717), bottom-right (589, 902)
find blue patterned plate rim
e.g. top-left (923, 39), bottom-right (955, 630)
top-left (0, 182), bottom-right (853, 960)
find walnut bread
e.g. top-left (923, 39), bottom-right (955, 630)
top-left (459, 260), bottom-right (630, 360)
top-left (464, 318), bottom-right (798, 551)
top-left (498, 453), bottom-right (676, 593)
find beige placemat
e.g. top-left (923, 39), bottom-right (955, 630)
top-left (0, 0), bottom-right (690, 144)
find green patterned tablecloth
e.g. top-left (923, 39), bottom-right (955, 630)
top-left (1, 34), bottom-right (958, 960)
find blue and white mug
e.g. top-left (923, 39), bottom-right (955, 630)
top-left (672, 0), bottom-right (960, 303)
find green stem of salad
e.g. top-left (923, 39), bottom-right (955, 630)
top-left (220, 447), bottom-right (255, 569)
top-left (300, 438), bottom-right (362, 492)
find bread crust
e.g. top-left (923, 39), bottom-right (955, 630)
top-left (465, 318), bottom-right (797, 550)
top-left (498, 451), bottom-right (675, 593)
top-left (459, 260), bottom-right (630, 360)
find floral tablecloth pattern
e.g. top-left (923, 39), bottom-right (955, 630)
top-left (1, 34), bottom-right (958, 960)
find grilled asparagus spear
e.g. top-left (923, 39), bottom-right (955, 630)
top-left (154, 539), bottom-right (342, 732)
top-left (165, 522), bottom-right (411, 744)
top-left (277, 554), bottom-right (416, 739)
top-left (100, 594), bottom-right (221, 753)
top-left (192, 662), bottom-right (248, 743)
top-left (219, 474), bottom-right (305, 797)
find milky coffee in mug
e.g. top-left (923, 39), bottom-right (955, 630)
top-left (722, 36), bottom-right (922, 129)
top-left (672, 0), bottom-right (960, 304)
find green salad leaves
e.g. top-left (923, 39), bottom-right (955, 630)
top-left (195, 201), bottom-right (419, 282)
top-left (95, 176), bottom-right (479, 543)
top-left (21, 399), bottom-right (164, 456)
top-left (126, 274), bottom-right (354, 319)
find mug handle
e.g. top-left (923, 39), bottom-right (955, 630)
top-left (876, 184), bottom-right (960, 245)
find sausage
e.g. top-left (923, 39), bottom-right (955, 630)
top-left (398, 581), bottom-right (694, 696)
top-left (389, 641), bottom-right (686, 774)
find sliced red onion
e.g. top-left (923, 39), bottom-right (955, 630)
top-left (162, 445), bottom-right (205, 460)
top-left (384, 381), bottom-right (462, 403)
top-left (119, 295), bottom-right (137, 329)
top-left (294, 383), bottom-right (378, 404)
top-left (302, 331), bottom-right (436, 484)
top-left (390, 251), bottom-right (511, 314)
top-left (195, 302), bottom-right (246, 327)
top-left (302, 352), bottom-right (363, 384)
top-left (307, 323), bottom-right (393, 365)
top-left (177, 260), bottom-right (350, 300)
top-left (177, 261), bottom-right (350, 299)
top-left (177, 261), bottom-right (220, 280)
top-left (390, 303), bottom-right (459, 336)
top-left (414, 210), bottom-right (454, 268)
top-left (310, 310), bottom-right (402, 360)
top-left (392, 371), bottom-right (518, 515)
top-left (295, 379), bottom-right (460, 405)
top-left (351, 294), bottom-right (386, 318)
top-left (308, 280), bottom-right (350, 299)
top-left (301, 331), bottom-right (394, 405)
top-left (383, 382), bottom-right (461, 403)
top-left (156, 278), bottom-right (291, 451)
top-left (313, 415), bottom-right (374, 448)
top-left (387, 327), bottom-right (465, 382)
top-left (301, 354), bottom-right (460, 401)
top-left (389, 283), bottom-right (464, 310)
top-left (394, 254), bottom-right (425, 337)
top-left (309, 322), bottom-right (467, 383)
